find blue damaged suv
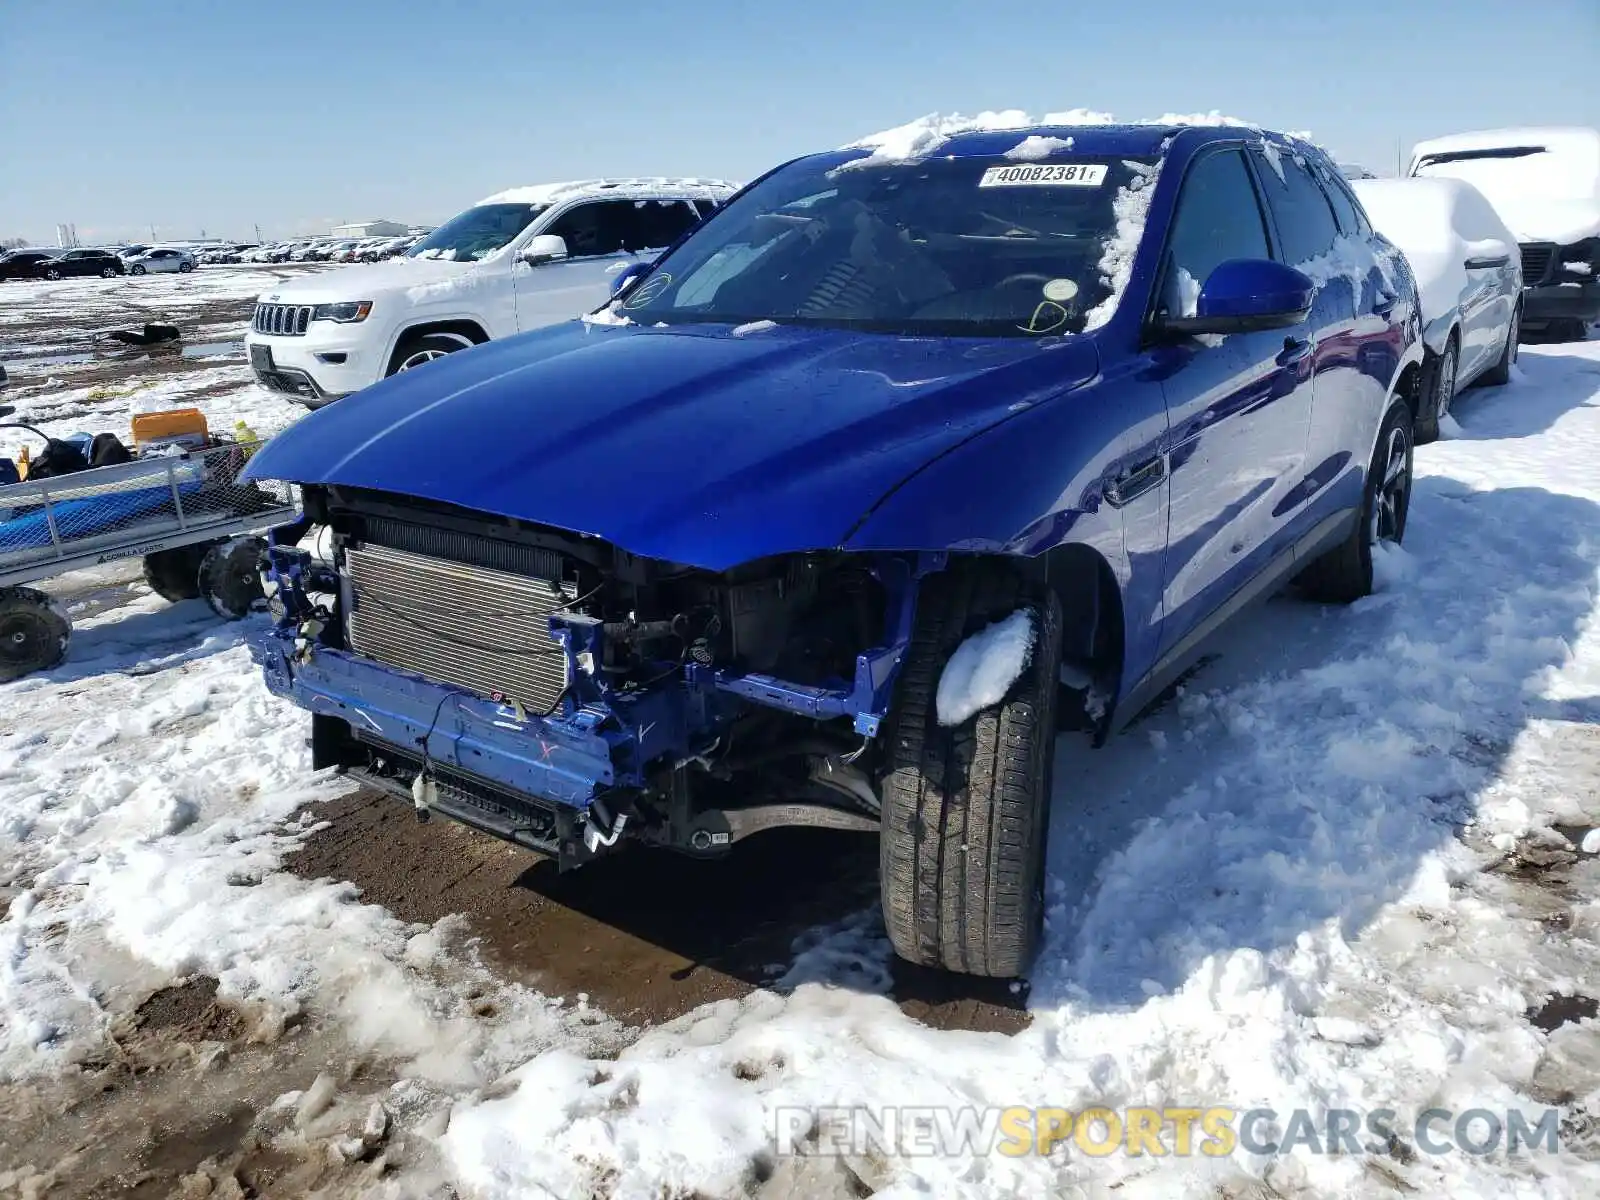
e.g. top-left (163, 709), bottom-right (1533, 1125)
top-left (243, 123), bottom-right (1423, 977)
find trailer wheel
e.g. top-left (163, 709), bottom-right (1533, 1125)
top-left (142, 543), bottom-right (213, 602)
top-left (0, 587), bottom-right (71, 681)
top-left (199, 537), bottom-right (268, 619)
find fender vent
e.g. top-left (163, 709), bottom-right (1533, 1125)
top-left (344, 544), bottom-right (573, 711)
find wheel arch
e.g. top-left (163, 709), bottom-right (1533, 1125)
top-left (384, 320), bottom-right (491, 374)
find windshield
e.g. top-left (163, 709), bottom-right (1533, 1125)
top-left (407, 202), bottom-right (548, 262)
top-left (618, 154), bottom-right (1156, 336)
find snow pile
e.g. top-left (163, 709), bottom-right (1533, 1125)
top-left (935, 608), bottom-right (1035, 726)
top-left (581, 304), bottom-right (632, 327)
top-left (1005, 134), bottom-right (1076, 161)
top-left (1082, 160), bottom-right (1163, 330)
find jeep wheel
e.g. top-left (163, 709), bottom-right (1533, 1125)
top-left (0, 587), bottom-right (70, 681)
top-left (99, 266), bottom-right (115, 279)
top-left (142, 543), bottom-right (215, 602)
top-left (879, 564), bottom-right (1061, 977)
top-left (44, 267), bottom-right (61, 280)
top-left (1298, 401), bottom-right (1412, 604)
top-left (387, 331), bottom-right (475, 376)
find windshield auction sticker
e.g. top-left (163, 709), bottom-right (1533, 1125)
top-left (978, 164), bottom-right (1108, 187)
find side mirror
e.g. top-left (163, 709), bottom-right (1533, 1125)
top-left (1161, 259), bottom-right (1314, 336)
top-left (518, 234), bottom-right (568, 267)
top-left (610, 260), bottom-right (654, 298)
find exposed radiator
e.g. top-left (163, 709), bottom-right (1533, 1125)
top-left (344, 543), bottom-right (573, 711)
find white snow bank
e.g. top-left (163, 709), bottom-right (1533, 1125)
top-left (935, 609), bottom-right (1035, 726)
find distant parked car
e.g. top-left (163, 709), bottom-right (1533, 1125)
top-left (1352, 177), bottom-right (1521, 441)
top-left (1409, 126), bottom-right (1600, 341)
top-left (35, 249), bottom-right (126, 279)
top-left (0, 250), bottom-right (62, 281)
top-left (123, 248), bottom-right (196, 275)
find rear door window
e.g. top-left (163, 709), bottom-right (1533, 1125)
top-left (1254, 150), bottom-right (1342, 265)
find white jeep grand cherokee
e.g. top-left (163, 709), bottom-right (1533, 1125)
top-left (245, 177), bottom-right (736, 408)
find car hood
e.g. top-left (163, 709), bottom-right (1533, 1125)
top-left (244, 321), bottom-right (1099, 570)
top-left (254, 257), bottom-right (477, 304)
top-left (1491, 198), bottom-right (1600, 246)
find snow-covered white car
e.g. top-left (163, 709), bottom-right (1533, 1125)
top-left (244, 177), bottom-right (736, 408)
top-left (1409, 126), bottom-right (1600, 341)
top-left (1352, 176), bottom-right (1522, 441)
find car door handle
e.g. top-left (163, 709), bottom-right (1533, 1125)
top-left (1464, 254), bottom-right (1510, 270)
top-left (1371, 291), bottom-right (1398, 317)
top-left (1276, 336), bottom-right (1312, 367)
top-left (1104, 454), bottom-right (1166, 507)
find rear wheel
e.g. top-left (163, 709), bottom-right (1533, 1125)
top-left (99, 266), bottom-right (115, 279)
top-left (199, 537), bottom-right (267, 619)
top-left (0, 588), bottom-right (70, 681)
top-left (142, 543), bottom-right (214, 602)
top-left (44, 267), bottom-right (61, 280)
top-left (178, 261), bottom-right (194, 273)
top-left (386, 331), bottom-right (475, 375)
top-left (1480, 303), bottom-right (1519, 386)
top-left (1298, 402), bottom-right (1412, 604)
top-left (1414, 335), bottom-right (1456, 445)
top-left (878, 563), bottom-right (1061, 977)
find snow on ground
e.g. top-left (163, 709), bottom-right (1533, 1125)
top-left (1, 325), bottom-right (1598, 1197)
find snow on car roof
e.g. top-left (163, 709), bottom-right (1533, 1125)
top-left (476, 178), bottom-right (741, 207)
top-left (843, 109), bottom-right (1317, 167)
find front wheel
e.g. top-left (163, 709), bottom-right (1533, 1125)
top-left (0, 588), bottom-right (70, 681)
top-left (878, 565), bottom-right (1062, 977)
top-left (130, 264), bottom-right (146, 276)
top-left (386, 331), bottom-right (475, 375)
top-left (1298, 401), bottom-right (1413, 604)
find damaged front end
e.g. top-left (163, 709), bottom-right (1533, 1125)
top-left (254, 486), bottom-right (944, 867)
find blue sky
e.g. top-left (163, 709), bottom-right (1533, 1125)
top-left (3, 0), bottom-right (1595, 245)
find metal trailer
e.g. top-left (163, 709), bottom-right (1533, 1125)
top-left (0, 442), bottom-right (299, 680)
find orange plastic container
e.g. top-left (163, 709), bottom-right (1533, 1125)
top-left (131, 408), bottom-right (210, 449)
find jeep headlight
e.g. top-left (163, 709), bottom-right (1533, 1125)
top-left (311, 300), bottom-right (373, 323)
